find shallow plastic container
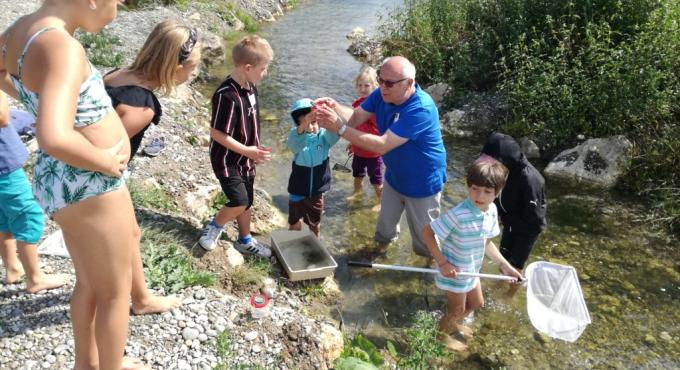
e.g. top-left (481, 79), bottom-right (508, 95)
top-left (270, 230), bottom-right (338, 281)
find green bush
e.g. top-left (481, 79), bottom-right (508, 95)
top-left (498, 1), bottom-right (680, 231)
top-left (398, 311), bottom-right (450, 369)
top-left (141, 228), bottom-right (215, 292)
top-left (78, 30), bottom-right (124, 68)
top-left (379, 0), bottom-right (660, 95)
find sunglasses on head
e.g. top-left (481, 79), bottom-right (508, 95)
top-left (179, 28), bottom-right (198, 64)
top-left (377, 76), bottom-right (408, 88)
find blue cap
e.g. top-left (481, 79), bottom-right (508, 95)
top-left (290, 98), bottom-right (314, 126)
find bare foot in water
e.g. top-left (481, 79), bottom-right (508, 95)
top-left (122, 356), bottom-right (151, 370)
top-left (346, 192), bottom-right (362, 201)
top-left (437, 332), bottom-right (468, 352)
top-left (371, 203), bottom-right (381, 213)
top-left (454, 323), bottom-right (474, 339)
top-left (25, 273), bottom-right (68, 294)
top-left (132, 295), bottom-right (181, 315)
top-left (3, 266), bottom-right (25, 284)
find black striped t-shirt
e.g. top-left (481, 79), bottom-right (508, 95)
top-left (209, 76), bottom-right (261, 177)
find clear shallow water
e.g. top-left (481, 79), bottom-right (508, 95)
top-left (199, 0), bottom-right (680, 367)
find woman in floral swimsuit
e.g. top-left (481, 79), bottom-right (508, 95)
top-left (0, 1), bottom-right (149, 369)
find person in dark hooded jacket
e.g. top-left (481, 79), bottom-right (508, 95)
top-left (480, 133), bottom-right (546, 271)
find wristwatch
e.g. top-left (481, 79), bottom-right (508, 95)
top-left (337, 122), bottom-right (347, 136)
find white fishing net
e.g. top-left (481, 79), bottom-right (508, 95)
top-left (525, 261), bottom-right (592, 342)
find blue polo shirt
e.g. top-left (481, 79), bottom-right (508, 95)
top-left (0, 125), bottom-right (28, 176)
top-left (361, 85), bottom-right (447, 197)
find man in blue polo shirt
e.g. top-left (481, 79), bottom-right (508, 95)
top-left (315, 56), bottom-right (447, 256)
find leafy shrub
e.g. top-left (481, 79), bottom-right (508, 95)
top-left (380, 0), bottom-right (659, 89)
top-left (334, 335), bottom-right (384, 370)
top-left (78, 30), bottom-right (124, 68)
top-left (141, 228), bottom-right (215, 292)
top-left (399, 311), bottom-right (450, 369)
top-left (498, 1), bottom-right (680, 231)
top-left (128, 179), bottom-right (179, 212)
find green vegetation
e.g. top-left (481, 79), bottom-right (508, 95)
top-left (379, 0), bottom-right (680, 233)
top-left (214, 329), bottom-right (232, 369)
top-left (124, 0), bottom-right (190, 10)
top-left (215, 2), bottom-right (260, 33)
top-left (398, 311), bottom-right (450, 369)
top-left (335, 334), bottom-right (385, 370)
top-left (231, 256), bottom-right (272, 287)
top-left (141, 227), bottom-right (215, 293)
top-left (335, 311), bottom-right (451, 369)
top-left (78, 30), bottom-right (124, 67)
top-left (128, 179), bottom-right (179, 212)
top-left (299, 281), bottom-right (325, 302)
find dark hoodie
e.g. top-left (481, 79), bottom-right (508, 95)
top-left (482, 133), bottom-right (546, 234)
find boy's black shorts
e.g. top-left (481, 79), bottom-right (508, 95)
top-left (218, 175), bottom-right (255, 209)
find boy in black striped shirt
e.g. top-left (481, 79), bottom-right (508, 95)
top-left (199, 35), bottom-right (274, 257)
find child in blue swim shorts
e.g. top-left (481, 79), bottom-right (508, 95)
top-left (0, 93), bottom-right (66, 293)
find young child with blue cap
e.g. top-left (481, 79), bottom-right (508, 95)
top-left (286, 98), bottom-right (341, 236)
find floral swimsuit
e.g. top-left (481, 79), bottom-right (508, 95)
top-left (2, 27), bottom-right (124, 216)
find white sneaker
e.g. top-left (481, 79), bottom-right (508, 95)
top-left (234, 238), bottom-right (272, 258)
top-left (199, 223), bottom-right (223, 251)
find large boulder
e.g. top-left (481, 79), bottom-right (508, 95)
top-left (425, 82), bottom-right (450, 109)
top-left (318, 324), bottom-right (344, 367)
top-left (346, 27), bottom-right (382, 65)
top-left (439, 93), bottom-right (507, 138)
top-left (199, 31), bottom-right (225, 66)
top-left (239, 0), bottom-right (288, 22)
top-left (544, 135), bottom-right (633, 189)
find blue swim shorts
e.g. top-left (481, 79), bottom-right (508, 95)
top-left (0, 168), bottom-right (44, 244)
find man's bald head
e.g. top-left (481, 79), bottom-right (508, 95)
top-left (380, 56), bottom-right (416, 79)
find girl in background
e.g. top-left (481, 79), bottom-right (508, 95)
top-left (105, 19), bottom-right (201, 315)
top-left (346, 66), bottom-right (383, 211)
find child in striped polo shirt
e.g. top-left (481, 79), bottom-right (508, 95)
top-left (422, 159), bottom-right (524, 352)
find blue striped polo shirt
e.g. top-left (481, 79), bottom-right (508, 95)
top-left (431, 198), bottom-right (500, 293)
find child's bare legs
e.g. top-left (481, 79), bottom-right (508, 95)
top-left (215, 205), bottom-right (247, 229)
top-left (308, 222), bottom-right (320, 237)
top-left (371, 184), bottom-right (383, 212)
top-left (55, 189), bottom-right (142, 370)
top-left (235, 207), bottom-right (252, 239)
top-left (289, 221), bottom-right (302, 231)
top-left (0, 233), bottom-right (24, 283)
top-left (130, 224), bottom-right (180, 315)
top-left (438, 291), bottom-right (469, 352)
top-left (440, 283), bottom-right (483, 340)
top-left (0, 232), bottom-right (67, 293)
top-left (347, 177), bottom-right (363, 200)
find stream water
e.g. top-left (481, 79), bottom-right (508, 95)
top-left (199, 0), bottom-right (680, 368)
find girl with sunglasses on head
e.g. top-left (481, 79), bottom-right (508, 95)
top-left (0, 1), bottom-right (150, 369)
top-left (105, 20), bottom-right (200, 161)
top-left (104, 20), bottom-right (201, 315)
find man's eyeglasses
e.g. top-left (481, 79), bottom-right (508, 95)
top-left (377, 76), bottom-right (408, 88)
